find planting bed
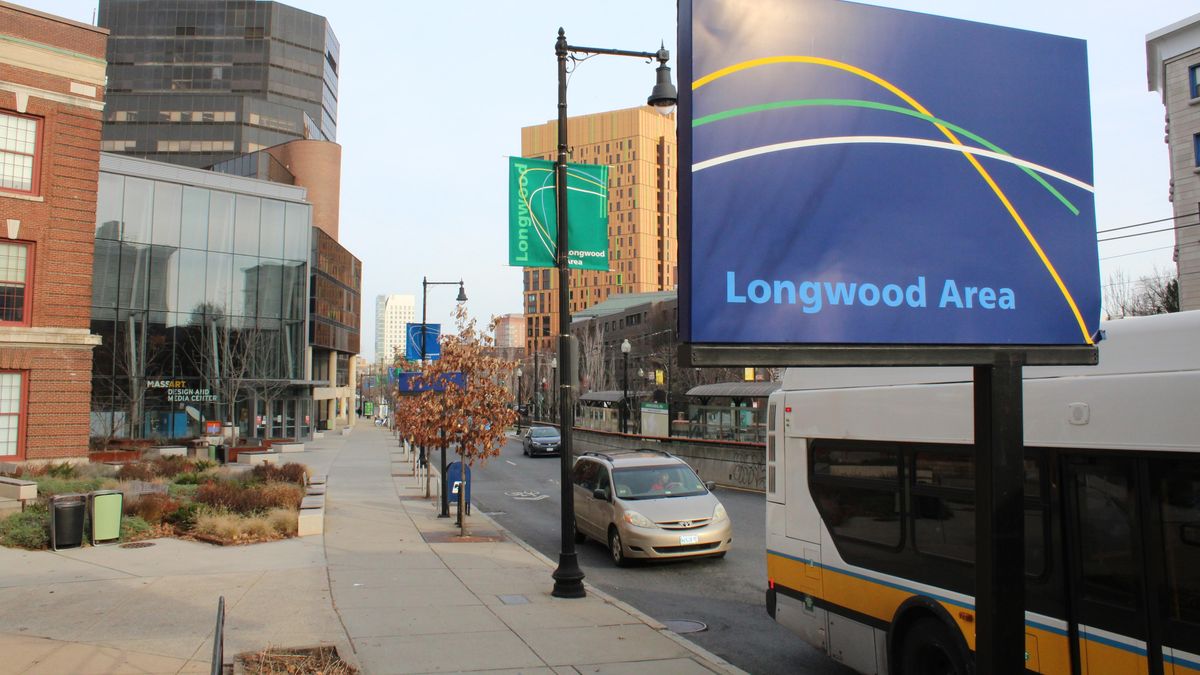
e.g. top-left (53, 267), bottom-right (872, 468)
top-left (0, 458), bottom-right (310, 549)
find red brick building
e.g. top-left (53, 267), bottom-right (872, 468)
top-left (0, 2), bottom-right (107, 462)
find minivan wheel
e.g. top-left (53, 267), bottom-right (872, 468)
top-left (609, 527), bottom-right (629, 567)
top-left (898, 618), bottom-right (968, 675)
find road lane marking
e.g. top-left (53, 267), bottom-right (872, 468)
top-left (506, 460), bottom-right (517, 466)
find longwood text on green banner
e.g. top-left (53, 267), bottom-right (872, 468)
top-left (508, 157), bottom-right (609, 270)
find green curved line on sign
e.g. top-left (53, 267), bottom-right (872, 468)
top-left (694, 98), bottom-right (1080, 216)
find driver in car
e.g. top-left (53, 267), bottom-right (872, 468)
top-left (651, 471), bottom-right (672, 492)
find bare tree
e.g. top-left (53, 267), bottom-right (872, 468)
top-left (182, 305), bottom-right (292, 443)
top-left (1104, 267), bottom-right (1179, 319)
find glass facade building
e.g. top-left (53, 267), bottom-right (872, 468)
top-left (98, 0), bottom-right (339, 168)
top-left (91, 153), bottom-right (314, 440)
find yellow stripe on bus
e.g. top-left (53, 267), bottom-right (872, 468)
top-left (765, 551), bottom-right (1111, 675)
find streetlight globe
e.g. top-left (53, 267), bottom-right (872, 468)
top-left (621, 339), bottom-right (632, 354)
top-left (517, 367), bottom-right (523, 377)
top-left (551, 356), bottom-right (558, 369)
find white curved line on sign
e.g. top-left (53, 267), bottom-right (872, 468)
top-left (693, 135), bottom-right (1094, 193)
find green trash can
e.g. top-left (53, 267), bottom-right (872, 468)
top-left (50, 494), bottom-right (86, 551)
top-left (88, 490), bottom-right (124, 545)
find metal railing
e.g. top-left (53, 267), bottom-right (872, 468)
top-left (210, 596), bottom-right (225, 675)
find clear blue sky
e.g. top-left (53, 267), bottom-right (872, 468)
top-left (26, 0), bottom-right (1193, 357)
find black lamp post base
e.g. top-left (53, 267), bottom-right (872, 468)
top-left (551, 554), bottom-right (586, 598)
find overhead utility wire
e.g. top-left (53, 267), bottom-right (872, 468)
top-left (1096, 210), bottom-right (1199, 235)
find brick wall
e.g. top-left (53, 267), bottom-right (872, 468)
top-left (0, 4), bottom-right (107, 461)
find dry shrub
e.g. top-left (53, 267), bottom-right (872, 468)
top-left (195, 480), bottom-right (303, 515)
top-left (193, 509), bottom-right (292, 543)
top-left (116, 463), bottom-right (156, 481)
top-left (126, 493), bottom-right (181, 525)
top-left (257, 482), bottom-right (304, 510)
top-left (238, 646), bottom-right (356, 674)
top-left (194, 511), bottom-right (242, 540)
top-left (267, 508), bottom-right (297, 536)
top-left (250, 463), bottom-right (308, 486)
top-left (151, 456), bottom-right (192, 478)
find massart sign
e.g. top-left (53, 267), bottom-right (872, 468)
top-left (679, 0), bottom-right (1101, 347)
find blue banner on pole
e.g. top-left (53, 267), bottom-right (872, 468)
top-left (392, 370), bottom-right (466, 394)
top-left (405, 323), bottom-right (441, 361)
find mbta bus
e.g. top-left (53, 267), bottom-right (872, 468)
top-left (764, 311), bottom-right (1199, 675)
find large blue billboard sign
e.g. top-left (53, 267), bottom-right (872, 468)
top-left (680, 0), bottom-right (1100, 351)
top-left (405, 323), bottom-right (441, 361)
top-left (393, 370), bottom-right (466, 394)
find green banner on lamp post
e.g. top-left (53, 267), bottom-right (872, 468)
top-left (508, 157), bottom-right (610, 270)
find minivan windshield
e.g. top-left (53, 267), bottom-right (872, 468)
top-left (612, 465), bottom-right (707, 499)
top-left (530, 427), bottom-right (558, 438)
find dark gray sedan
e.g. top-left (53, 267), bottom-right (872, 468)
top-left (521, 426), bottom-right (561, 456)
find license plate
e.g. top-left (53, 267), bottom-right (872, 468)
top-left (679, 534), bottom-right (699, 545)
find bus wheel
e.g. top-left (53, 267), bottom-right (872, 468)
top-left (899, 618), bottom-right (969, 675)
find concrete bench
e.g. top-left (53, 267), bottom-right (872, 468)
top-left (0, 477), bottom-right (37, 501)
top-left (275, 442), bottom-right (305, 453)
top-left (297, 508), bottom-right (323, 536)
top-left (235, 451), bottom-right (279, 467)
top-left (300, 494), bottom-right (325, 510)
top-left (308, 474), bottom-right (326, 486)
top-left (155, 446), bottom-right (187, 458)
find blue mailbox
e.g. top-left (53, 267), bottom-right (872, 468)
top-left (446, 461), bottom-right (471, 512)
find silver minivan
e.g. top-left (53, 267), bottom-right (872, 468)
top-left (571, 449), bottom-right (732, 566)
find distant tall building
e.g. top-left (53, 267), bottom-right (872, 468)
top-left (493, 313), bottom-right (525, 350)
top-left (520, 106), bottom-right (677, 354)
top-left (375, 294), bottom-right (415, 365)
top-left (1147, 13), bottom-right (1200, 311)
top-left (97, 0), bottom-right (339, 168)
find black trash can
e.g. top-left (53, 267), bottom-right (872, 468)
top-left (50, 494), bottom-right (86, 551)
top-left (214, 444), bottom-right (227, 464)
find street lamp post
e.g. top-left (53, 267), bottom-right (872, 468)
top-left (621, 339), bottom-right (631, 434)
top-left (422, 275), bottom-right (467, 519)
top-left (550, 28), bottom-right (676, 599)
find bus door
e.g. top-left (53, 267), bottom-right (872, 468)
top-left (1064, 455), bottom-right (1200, 675)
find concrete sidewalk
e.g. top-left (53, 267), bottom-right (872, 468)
top-left (0, 422), bottom-right (742, 674)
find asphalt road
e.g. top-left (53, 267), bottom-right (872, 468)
top-left (435, 436), bottom-right (854, 675)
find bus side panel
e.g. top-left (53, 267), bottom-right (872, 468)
top-left (1079, 629), bottom-right (1150, 675)
top-left (1167, 645), bottom-right (1200, 675)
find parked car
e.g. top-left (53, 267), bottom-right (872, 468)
top-left (570, 449), bottom-right (731, 566)
top-left (522, 426), bottom-right (561, 456)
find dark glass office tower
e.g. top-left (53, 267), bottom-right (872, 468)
top-left (98, 0), bottom-right (339, 168)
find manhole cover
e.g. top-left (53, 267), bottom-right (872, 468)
top-left (119, 542), bottom-right (155, 549)
top-left (663, 620), bottom-right (707, 634)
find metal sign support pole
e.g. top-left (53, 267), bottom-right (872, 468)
top-left (973, 352), bottom-right (1026, 674)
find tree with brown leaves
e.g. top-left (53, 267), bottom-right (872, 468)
top-left (397, 305), bottom-right (518, 534)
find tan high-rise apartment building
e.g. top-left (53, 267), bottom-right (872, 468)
top-left (520, 106), bottom-right (677, 354)
top-left (1148, 13), bottom-right (1200, 310)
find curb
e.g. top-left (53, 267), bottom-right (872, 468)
top-left (466, 503), bottom-right (748, 675)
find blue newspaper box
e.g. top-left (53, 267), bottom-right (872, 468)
top-left (446, 461), bottom-right (471, 511)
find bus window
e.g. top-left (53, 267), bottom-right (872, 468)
top-left (811, 442), bottom-right (903, 548)
top-left (1074, 460), bottom-right (1139, 610)
top-left (1158, 460), bottom-right (1200, 627)
top-left (912, 449), bottom-right (1046, 576)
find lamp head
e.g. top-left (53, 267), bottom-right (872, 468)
top-left (647, 45), bottom-right (677, 114)
top-left (621, 338), bottom-right (632, 354)
top-left (456, 282), bottom-right (468, 302)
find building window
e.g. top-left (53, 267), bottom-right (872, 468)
top-left (1191, 64), bottom-right (1200, 100)
top-left (1195, 133), bottom-right (1200, 168)
top-left (0, 112), bottom-right (40, 194)
top-left (0, 371), bottom-right (23, 458)
top-left (0, 242), bottom-right (30, 324)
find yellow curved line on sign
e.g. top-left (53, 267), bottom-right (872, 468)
top-left (695, 56), bottom-right (1093, 344)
